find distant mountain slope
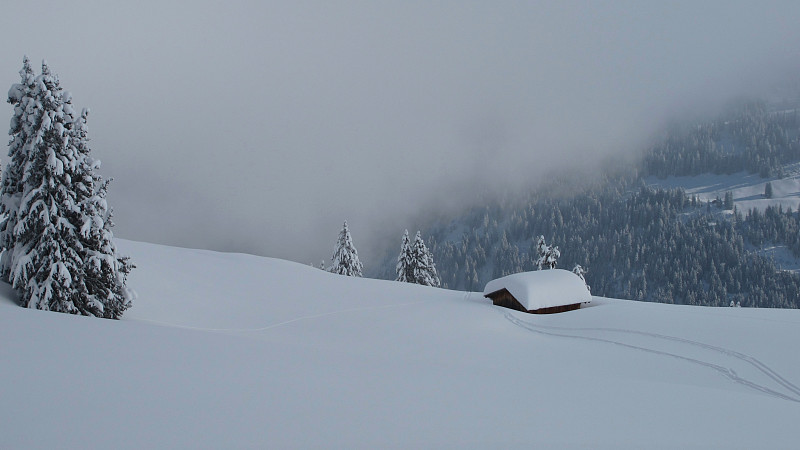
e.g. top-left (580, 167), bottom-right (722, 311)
top-left (647, 169), bottom-right (800, 212)
top-left (377, 100), bottom-right (800, 308)
top-left (406, 180), bottom-right (800, 308)
top-left (646, 167), bottom-right (800, 273)
top-left (644, 100), bottom-right (800, 178)
top-left (2, 239), bottom-right (799, 448)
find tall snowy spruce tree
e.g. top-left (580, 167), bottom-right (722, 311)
top-left (5, 61), bottom-right (132, 318)
top-left (411, 231), bottom-right (440, 287)
top-left (0, 56), bottom-right (36, 282)
top-left (329, 221), bottom-right (363, 277)
top-left (395, 229), bottom-right (414, 282)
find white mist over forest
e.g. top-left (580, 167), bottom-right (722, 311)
top-left (1, 1), bottom-right (799, 264)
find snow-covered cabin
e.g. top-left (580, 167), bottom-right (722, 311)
top-left (483, 269), bottom-right (591, 314)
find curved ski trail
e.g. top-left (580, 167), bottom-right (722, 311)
top-left (531, 320), bottom-right (800, 398)
top-left (503, 312), bottom-right (800, 403)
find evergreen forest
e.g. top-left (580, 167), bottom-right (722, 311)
top-left (378, 100), bottom-right (800, 309)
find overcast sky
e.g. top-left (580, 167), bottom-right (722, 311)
top-left (2, 1), bottom-right (800, 267)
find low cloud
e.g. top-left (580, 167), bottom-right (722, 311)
top-left (2, 1), bottom-right (799, 267)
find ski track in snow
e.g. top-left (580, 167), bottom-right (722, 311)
top-left (134, 288), bottom-right (800, 403)
top-left (503, 311), bottom-right (800, 403)
top-left (535, 320), bottom-right (800, 398)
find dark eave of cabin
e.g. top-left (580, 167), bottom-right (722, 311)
top-left (485, 288), bottom-right (582, 314)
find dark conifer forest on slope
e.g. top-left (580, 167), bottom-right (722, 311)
top-left (377, 100), bottom-right (800, 309)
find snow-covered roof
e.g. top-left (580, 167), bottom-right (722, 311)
top-left (483, 269), bottom-right (591, 311)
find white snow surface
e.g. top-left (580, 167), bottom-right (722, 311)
top-left (483, 269), bottom-right (591, 310)
top-left (2, 239), bottom-right (800, 449)
top-left (646, 165), bottom-right (800, 213)
top-left (758, 244), bottom-right (800, 273)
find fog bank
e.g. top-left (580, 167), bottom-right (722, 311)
top-left (2, 1), bottom-right (799, 266)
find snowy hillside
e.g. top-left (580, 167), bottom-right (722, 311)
top-left (646, 163), bottom-right (800, 214)
top-left (647, 166), bottom-right (800, 273)
top-left (2, 239), bottom-right (799, 448)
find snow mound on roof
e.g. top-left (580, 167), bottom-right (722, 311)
top-left (483, 269), bottom-right (591, 311)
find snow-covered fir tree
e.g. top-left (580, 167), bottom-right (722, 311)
top-left (7, 61), bottom-right (132, 318)
top-left (543, 245), bottom-right (560, 270)
top-left (395, 229), bottom-right (414, 282)
top-left (535, 235), bottom-right (560, 270)
top-left (71, 108), bottom-right (133, 318)
top-left (411, 231), bottom-right (440, 287)
top-left (572, 264), bottom-right (590, 293)
top-left (329, 221), bottom-right (363, 277)
top-left (535, 235), bottom-right (547, 269)
top-left (0, 56), bottom-right (37, 282)
top-left (10, 61), bottom-right (90, 313)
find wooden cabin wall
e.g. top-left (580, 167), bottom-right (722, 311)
top-left (489, 289), bottom-right (527, 313)
top-left (531, 303), bottom-right (581, 314)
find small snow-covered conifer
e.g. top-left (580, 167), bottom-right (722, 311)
top-left (0, 56), bottom-right (37, 282)
top-left (535, 235), bottom-right (547, 270)
top-left (535, 235), bottom-right (559, 270)
top-left (423, 248), bottom-right (440, 287)
top-left (572, 264), bottom-right (590, 293)
top-left (329, 221), bottom-right (363, 277)
top-left (411, 231), bottom-right (440, 287)
top-left (544, 245), bottom-right (560, 270)
top-left (395, 229), bottom-right (414, 282)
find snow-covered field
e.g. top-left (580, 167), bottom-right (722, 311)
top-left (2, 239), bottom-right (799, 448)
top-left (646, 165), bottom-right (800, 213)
